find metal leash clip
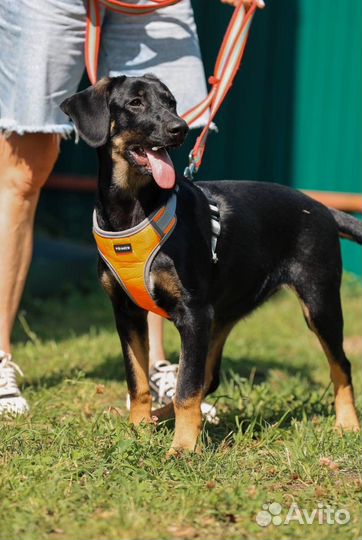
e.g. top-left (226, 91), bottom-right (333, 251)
top-left (184, 150), bottom-right (197, 180)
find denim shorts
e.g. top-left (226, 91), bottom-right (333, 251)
top-left (0, 0), bottom-right (208, 136)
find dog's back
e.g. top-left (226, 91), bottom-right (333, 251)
top-left (195, 181), bottom-right (342, 313)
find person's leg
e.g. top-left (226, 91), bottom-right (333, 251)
top-left (0, 0), bottom-right (88, 414)
top-left (147, 312), bottom-right (179, 408)
top-left (0, 0), bottom-right (86, 353)
top-left (0, 133), bottom-right (60, 352)
top-left (0, 133), bottom-right (59, 413)
top-left (148, 312), bottom-right (167, 366)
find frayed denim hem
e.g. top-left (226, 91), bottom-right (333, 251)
top-left (0, 121), bottom-right (74, 139)
top-left (0, 120), bottom-right (214, 140)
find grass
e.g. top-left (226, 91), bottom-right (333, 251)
top-left (1, 275), bottom-right (361, 540)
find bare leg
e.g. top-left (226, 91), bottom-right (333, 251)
top-left (0, 133), bottom-right (59, 353)
top-left (148, 312), bottom-right (167, 366)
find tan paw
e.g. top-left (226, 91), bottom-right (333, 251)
top-left (166, 442), bottom-right (201, 459)
top-left (335, 419), bottom-right (360, 433)
top-left (166, 447), bottom-right (185, 459)
top-left (129, 413), bottom-right (154, 426)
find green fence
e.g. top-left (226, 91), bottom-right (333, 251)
top-left (37, 0), bottom-right (361, 288)
top-left (289, 0), bottom-right (361, 275)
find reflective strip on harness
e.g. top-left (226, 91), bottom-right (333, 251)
top-left (93, 192), bottom-right (177, 318)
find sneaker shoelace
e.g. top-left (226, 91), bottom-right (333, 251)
top-left (0, 351), bottom-right (24, 397)
top-left (149, 360), bottom-right (178, 404)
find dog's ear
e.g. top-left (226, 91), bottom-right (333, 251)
top-left (60, 78), bottom-right (112, 147)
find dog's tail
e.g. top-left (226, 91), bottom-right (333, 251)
top-left (329, 208), bottom-right (362, 245)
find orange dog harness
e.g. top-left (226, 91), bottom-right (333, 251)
top-left (93, 192), bottom-right (177, 318)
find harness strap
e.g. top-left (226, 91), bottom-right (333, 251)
top-left (198, 188), bottom-right (221, 264)
top-left (209, 202), bottom-right (221, 264)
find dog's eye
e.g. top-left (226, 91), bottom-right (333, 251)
top-left (128, 98), bottom-right (142, 107)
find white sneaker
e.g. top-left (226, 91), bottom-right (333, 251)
top-left (201, 402), bottom-right (219, 425)
top-left (127, 360), bottom-right (219, 423)
top-left (149, 360), bottom-right (178, 405)
top-left (0, 350), bottom-right (29, 415)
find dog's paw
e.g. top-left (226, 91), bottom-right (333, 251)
top-left (166, 444), bottom-right (201, 459)
top-left (129, 413), bottom-right (155, 427)
top-left (166, 447), bottom-right (184, 460)
top-left (334, 420), bottom-right (360, 433)
top-left (334, 408), bottom-right (360, 433)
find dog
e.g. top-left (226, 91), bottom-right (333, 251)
top-left (61, 75), bottom-right (361, 455)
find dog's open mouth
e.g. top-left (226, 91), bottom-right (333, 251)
top-left (128, 145), bottom-right (176, 189)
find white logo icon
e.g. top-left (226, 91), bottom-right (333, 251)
top-left (256, 503), bottom-right (282, 527)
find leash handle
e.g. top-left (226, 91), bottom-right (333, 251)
top-left (184, 1), bottom-right (259, 180)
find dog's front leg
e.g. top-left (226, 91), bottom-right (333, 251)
top-left (168, 306), bottom-right (213, 456)
top-left (113, 308), bottom-right (152, 425)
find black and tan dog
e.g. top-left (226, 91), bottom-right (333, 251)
top-left (61, 75), bottom-right (360, 455)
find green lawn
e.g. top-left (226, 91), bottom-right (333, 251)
top-left (1, 275), bottom-right (361, 540)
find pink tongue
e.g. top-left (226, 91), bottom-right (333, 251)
top-left (145, 148), bottom-right (175, 189)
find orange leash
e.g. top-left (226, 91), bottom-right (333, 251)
top-left (184, 2), bottom-right (258, 178)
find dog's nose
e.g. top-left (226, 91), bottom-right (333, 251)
top-left (167, 119), bottom-right (188, 138)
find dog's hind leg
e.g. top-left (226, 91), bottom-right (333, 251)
top-left (292, 281), bottom-right (360, 431)
top-left (113, 306), bottom-right (153, 426)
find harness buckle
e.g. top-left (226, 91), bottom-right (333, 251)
top-left (210, 211), bottom-right (221, 264)
top-left (183, 150), bottom-right (197, 180)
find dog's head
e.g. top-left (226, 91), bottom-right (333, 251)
top-left (60, 75), bottom-right (188, 189)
